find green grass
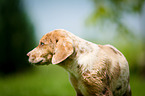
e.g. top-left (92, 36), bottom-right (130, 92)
top-left (130, 73), bottom-right (145, 96)
top-left (0, 65), bottom-right (75, 96)
top-left (0, 65), bottom-right (145, 96)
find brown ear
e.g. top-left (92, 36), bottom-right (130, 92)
top-left (52, 39), bottom-right (73, 64)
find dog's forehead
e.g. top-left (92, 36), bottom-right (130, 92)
top-left (40, 33), bottom-right (51, 41)
top-left (40, 30), bottom-right (67, 42)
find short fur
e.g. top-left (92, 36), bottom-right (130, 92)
top-left (27, 29), bottom-right (131, 96)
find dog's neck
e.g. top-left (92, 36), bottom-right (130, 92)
top-left (58, 35), bottom-right (100, 79)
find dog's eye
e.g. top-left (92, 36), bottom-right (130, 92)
top-left (40, 42), bottom-right (44, 46)
top-left (56, 39), bottom-right (58, 43)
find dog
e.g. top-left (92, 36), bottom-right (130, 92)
top-left (27, 29), bottom-right (131, 96)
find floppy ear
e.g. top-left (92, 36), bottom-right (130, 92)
top-left (52, 39), bottom-right (73, 64)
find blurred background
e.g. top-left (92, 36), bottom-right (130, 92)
top-left (0, 0), bottom-right (145, 96)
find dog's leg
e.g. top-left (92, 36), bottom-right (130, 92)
top-left (69, 74), bottom-right (84, 96)
top-left (123, 84), bottom-right (131, 96)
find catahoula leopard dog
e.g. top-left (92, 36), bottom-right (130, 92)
top-left (27, 29), bottom-right (131, 96)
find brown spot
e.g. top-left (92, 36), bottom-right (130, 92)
top-left (98, 45), bottom-right (103, 49)
top-left (56, 39), bottom-right (58, 43)
top-left (83, 70), bottom-right (90, 76)
top-left (104, 59), bottom-right (112, 65)
top-left (77, 64), bottom-right (83, 69)
top-left (122, 84), bottom-right (132, 96)
top-left (32, 54), bottom-right (36, 58)
top-left (118, 52), bottom-right (122, 56)
top-left (86, 70), bottom-right (90, 74)
top-left (110, 62), bottom-right (121, 82)
top-left (109, 47), bottom-right (122, 56)
top-left (123, 89), bottom-right (131, 96)
top-left (49, 39), bottom-right (52, 43)
top-left (80, 49), bottom-right (84, 54)
top-left (98, 45), bottom-right (102, 47)
top-left (77, 93), bottom-right (83, 96)
top-left (115, 62), bottom-right (121, 79)
top-left (102, 87), bottom-right (107, 94)
top-left (77, 65), bottom-right (80, 68)
top-left (109, 47), bottom-right (118, 54)
top-left (102, 87), bottom-right (113, 96)
top-left (106, 73), bottom-right (110, 86)
top-left (116, 85), bottom-right (122, 91)
top-left (92, 74), bottom-right (97, 79)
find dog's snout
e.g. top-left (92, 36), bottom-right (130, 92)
top-left (27, 52), bottom-right (31, 56)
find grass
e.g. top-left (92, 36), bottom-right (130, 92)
top-left (130, 72), bottom-right (145, 96)
top-left (0, 65), bottom-right (145, 96)
top-left (0, 65), bottom-right (76, 96)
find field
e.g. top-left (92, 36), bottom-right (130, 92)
top-left (0, 65), bottom-right (145, 96)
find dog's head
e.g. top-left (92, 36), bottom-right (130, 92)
top-left (27, 29), bottom-right (74, 65)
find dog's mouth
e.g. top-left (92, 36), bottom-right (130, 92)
top-left (29, 58), bottom-right (44, 65)
top-left (32, 59), bottom-right (51, 65)
top-left (35, 60), bottom-right (43, 65)
top-left (28, 56), bottom-right (51, 65)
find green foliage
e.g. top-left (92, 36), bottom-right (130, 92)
top-left (87, 0), bottom-right (145, 35)
top-left (86, 0), bottom-right (145, 74)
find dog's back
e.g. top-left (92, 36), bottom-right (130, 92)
top-left (96, 45), bottom-right (131, 96)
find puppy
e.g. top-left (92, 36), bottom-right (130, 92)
top-left (27, 29), bottom-right (131, 96)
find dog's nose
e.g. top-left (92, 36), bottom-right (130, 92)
top-left (27, 52), bottom-right (31, 56)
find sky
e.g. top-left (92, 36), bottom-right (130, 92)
top-left (23, 0), bottom-right (144, 43)
top-left (23, 0), bottom-right (94, 41)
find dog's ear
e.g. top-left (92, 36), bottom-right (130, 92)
top-left (52, 39), bottom-right (73, 64)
